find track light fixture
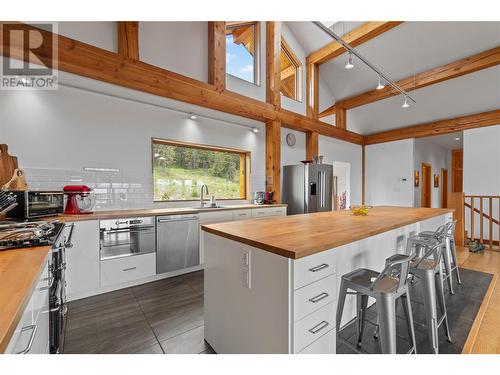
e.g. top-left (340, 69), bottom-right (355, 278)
top-left (376, 75), bottom-right (385, 90)
top-left (313, 21), bottom-right (416, 109)
top-left (189, 113), bottom-right (197, 120)
top-left (251, 127), bottom-right (259, 133)
top-left (345, 52), bottom-right (354, 70)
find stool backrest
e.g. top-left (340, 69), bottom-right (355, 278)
top-left (407, 236), bottom-right (443, 269)
top-left (370, 252), bottom-right (416, 292)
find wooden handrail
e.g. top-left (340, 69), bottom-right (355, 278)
top-left (465, 202), bottom-right (499, 225)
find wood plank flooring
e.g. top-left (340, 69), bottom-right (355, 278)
top-left (63, 271), bottom-right (215, 354)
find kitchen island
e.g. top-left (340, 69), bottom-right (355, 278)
top-left (202, 206), bottom-right (453, 354)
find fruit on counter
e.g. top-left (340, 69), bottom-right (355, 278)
top-left (352, 206), bottom-right (369, 216)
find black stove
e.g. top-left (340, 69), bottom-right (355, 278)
top-left (0, 220), bottom-right (65, 251)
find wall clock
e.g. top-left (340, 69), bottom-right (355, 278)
top-left (286, 133), bottom-right (296, 147)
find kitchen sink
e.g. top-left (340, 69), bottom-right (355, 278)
top-left (195, 205), bottom-right (226, 209)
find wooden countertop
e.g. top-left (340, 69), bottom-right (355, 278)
top-left (202, 206), bottom-right (454, 259)
top-left (0, 246), bottom-right (51, 353)
top-left (57, 204), bottom-right (287, 222)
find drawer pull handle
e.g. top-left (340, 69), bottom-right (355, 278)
top-left (308, 292), bottom-right (329, 303)
top-left (123, 267), bottom-right (137, 272)
top-left (309, 263), bottom-right (329, 273)
top-left (308, 320), bottom-right (329, 335)
top-left (16, 325), bottom-right (37, 354)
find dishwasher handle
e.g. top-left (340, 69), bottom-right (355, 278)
top-left (157, 216), bottom-right (199, 223)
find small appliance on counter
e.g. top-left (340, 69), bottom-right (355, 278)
top-left (6, 190), bottom-right (65, 219)
top-left (253, 191), bottom-right (266, 205)
top-left (63, 185), bottom-right (95, 214)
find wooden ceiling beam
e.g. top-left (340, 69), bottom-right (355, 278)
top-left (335, 107), bottom-right (347, 129)
top-left (266, 21), bottom-right (282, 108)
top-left (321, 46), bottom-right (500, 116)
top-left (306, 21), bottom-right (403, 66)
top-left (364, 109), bottom-right (500, 145)
top-left (0, 22), bottom-right (364, 145)
top-left (306, 131), bottom-right (319, 160)
top-left (117, 21), bottom-right (139, 60)
top-left (306, 62), bottom-right (319, 119)
top-left (208, 21), bottom-right (226, 92)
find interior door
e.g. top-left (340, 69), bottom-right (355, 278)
top-left (421, 163), bottom-right (432, 208)
top-left (451, 149), bottom-right (463, 192)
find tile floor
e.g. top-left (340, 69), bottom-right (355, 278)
top-left (63, 271), bottom-right (215, 354)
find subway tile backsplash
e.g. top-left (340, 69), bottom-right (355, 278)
top-left (22, 167), bottom-right (264, 211)
top-left (24, 167), bottom-right (155, 211)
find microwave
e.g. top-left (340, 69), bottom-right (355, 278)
top-left (7, 191), bottom-right (65, 219)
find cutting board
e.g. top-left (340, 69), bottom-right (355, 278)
top-left (0, 144), bottom-right (19, 188)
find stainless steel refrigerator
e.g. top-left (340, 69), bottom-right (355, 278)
top-left (282, 163), bottom-right (333, 215)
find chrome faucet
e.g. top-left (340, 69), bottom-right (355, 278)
top-left (200, 184), bottom-right (209, 207)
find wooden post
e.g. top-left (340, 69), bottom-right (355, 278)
top-left (266, 21), bottom-right (281, 108)
top-left (306, 131), bottom-right (319, 160)
top-left (208, 21), bottom-right (226, 92)
top-left (117, 22), bottom-right (139, 60)
top-left (306, 62), bottom-right (319, 119)
top-left (335, 107), bottom-right (347, 129)
top-left (362, 144), bottom-right (366, 205)
top-left (266, 120), bottom-right (282, 203)
top-left (448, 192), bottom-right (465, 246)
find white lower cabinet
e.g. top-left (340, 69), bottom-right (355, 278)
top-left (100, 252), bottom-right (156, 287)
top-left (293, 301), bottom-right (336, 353)
top-left (251, 206), bottom-right (287, 218)
top-left (232, 209), bottom-right (252, 221)
top-left (6, 260), bottom-right (50, 354)
top-left (65, 220), bottom-right (100, 298)
top-left (294, 273), bottom-right (336, 322)
top-left (298, 328), bottom-right (336, 354)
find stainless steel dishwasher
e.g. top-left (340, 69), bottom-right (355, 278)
top-left (156, 214), bottom-right (200, 274)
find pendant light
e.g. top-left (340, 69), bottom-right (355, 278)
top-left (345, 52), bottom-right (354, 70)
top-left (402, 96), bottom-right (410, 108)
top-left (376, 74), bottom-right (385, 90)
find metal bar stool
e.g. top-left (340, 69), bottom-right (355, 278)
top-left (336, 253), bottom-right (417, 354)
top-left (385, 235), bottom-right (452, 354)
top-left (419, 220), bottom-right (462, 294)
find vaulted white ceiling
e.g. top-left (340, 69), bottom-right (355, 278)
top-left (285, 21), bottom-right (500, 135)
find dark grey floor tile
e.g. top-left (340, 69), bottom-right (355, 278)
top-left (160, 326), bottom-right (209, 354)
top-left (181, 271), bottom-right (204, 295)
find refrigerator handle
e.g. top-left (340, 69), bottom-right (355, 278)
top-left (318, 171), bottom-right (326, 208)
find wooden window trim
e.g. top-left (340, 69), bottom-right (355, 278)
top-left (225, 21), bottom-right (261, 86)
top-left (152, 138), bottom-right (251, 202)
top-left (280, 37), bottom-right (302, 102)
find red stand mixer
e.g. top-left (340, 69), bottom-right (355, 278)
top-left (63, 185), bottom-right (95, 214)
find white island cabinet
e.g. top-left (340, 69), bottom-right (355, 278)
top-left (202, 207), bottom-right (453, 354)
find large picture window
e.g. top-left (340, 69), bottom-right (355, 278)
top-left (152, 139), bottom-right (249, 202)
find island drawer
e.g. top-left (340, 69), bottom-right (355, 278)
top-left (298, 327), bottom-right (336, 354)
top-left (100, 252), bottom-right (156, 287)
top-left (293, 249), bottom-right (336, 290)
top-left (293, 301), bottom-right (335, 353)
top-left (294, 273), bottom-right (336, 322)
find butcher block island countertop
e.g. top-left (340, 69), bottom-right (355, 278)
top-left (0, 246), bottom-right (51, 353)
top-left (202, 206), bottom-right (454, 259)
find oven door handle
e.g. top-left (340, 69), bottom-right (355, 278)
top-left (100, 227), bottom-right (154, 234)
top-left (64, 223), bottom-right (75, 248)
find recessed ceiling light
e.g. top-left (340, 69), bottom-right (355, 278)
top-left (189, 113), bottom-right (197, 120)
top-left (251, 127), bottom-right (259, 133)
top-left (345, 52), bottom-right (354, 70)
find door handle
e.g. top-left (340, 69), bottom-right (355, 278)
top-left (308, 292), bottom-right (329, 303)
top-left (15, 325), bottom-right (37, 354)
top-left (308, 320), bottom-right (329, 334)
top-left (123, 267), bottom-right (137, 271)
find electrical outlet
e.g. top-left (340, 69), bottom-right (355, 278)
top-left (242, 251), bottom-right (251, 289)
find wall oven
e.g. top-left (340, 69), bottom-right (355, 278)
top-left (99, 217), bottom-right (156, 260)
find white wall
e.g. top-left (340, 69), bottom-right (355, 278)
top-left (0, 76), bottom-right (266, 211)
top-left (139, 22), bottom-right (208, 82)
top-left (464, 125), bottom-right (500, 195)
top-left (319, 136), bottom-right (362, 206)
top-left (365, 139), bottom-right (415, 207)
top-left (413, 138), bottom-right (451, 208)
top-left (463, 125), bottom-right (500, 242)
top-left (281, 128), bottom-right (306, 166)
top-left (56, 22), bottom-right (118, 52)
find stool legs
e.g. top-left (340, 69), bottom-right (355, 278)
top-left (442, 239), bottom-right (454, 294)
top-left (436, 267), bottom-right (452, 343)
top-left (356, 294), bottom-right (369, 347)
top-left (450, 238), bottom-right (462, 285)
top-left (376, 295), bottom-right (397, 354)
top-left (401, 286), bottom-right (417, 354)
top-left (420, 271), bottom-right (439, 354)
top-left (336, 279), bottom-right (347, 333)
